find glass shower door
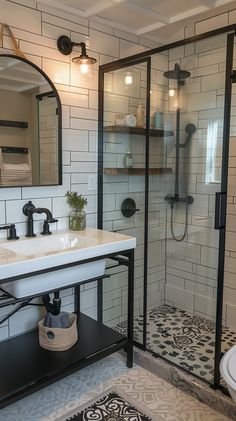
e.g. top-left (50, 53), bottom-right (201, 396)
top-left (147, 32), bottom-right (232, 385)
top-left (221, 32), bottom-right (236, 389)
top-left (99, 59), bottom-right (150, 347)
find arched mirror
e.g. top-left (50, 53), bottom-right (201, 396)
top-left (0, 54), bottom-right (62, 187)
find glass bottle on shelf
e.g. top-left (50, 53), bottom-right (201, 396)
top-left (154, 111), bottom-right (164, 129)
top-left (123, 151), bottom-right (134, 168)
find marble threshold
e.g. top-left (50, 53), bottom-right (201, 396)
top-left (134, 347), bottom-right (236, 420)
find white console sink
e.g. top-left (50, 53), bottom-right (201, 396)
top-left (2, 233), bottom-right (90, 256)
top-left (0, 228), bottom-right (136, 298)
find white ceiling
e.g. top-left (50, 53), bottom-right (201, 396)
top-left (0, 57), bottom-right (48, 92)
top-left (37, 0), bottom-right (236, 40)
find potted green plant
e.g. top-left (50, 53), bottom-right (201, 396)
top-left (65, 191), bottom-right (88, 231)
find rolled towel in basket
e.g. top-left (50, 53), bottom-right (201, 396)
top-left (43, 311), bottom-right (70, 328)
top-left (39, 313), bottom-right (78, 351)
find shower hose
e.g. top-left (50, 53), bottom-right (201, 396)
top-left (170, 201), bottom-right (188, 242)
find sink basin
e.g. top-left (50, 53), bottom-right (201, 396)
top-left (0, 228), bottom-right (136, 298)
top-left (1, 233), bottom-right (89, 256)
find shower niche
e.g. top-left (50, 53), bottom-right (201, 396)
top-left (98, 28), bottom-right (236, 392)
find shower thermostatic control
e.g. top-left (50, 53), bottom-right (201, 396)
top-left (121, 198), bottom-right (140, 218)
top-left (164, 194), bottom-right (194, 205)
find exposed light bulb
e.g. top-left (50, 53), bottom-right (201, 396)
top-left (125, 73), bottom-right (133, 85)
top-left (169, 89), bottom-right (175, 97)
top-left (80, 63), bottom-right (89, 74)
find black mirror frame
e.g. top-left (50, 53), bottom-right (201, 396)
top-left (0, 54), bottom-right (62, 187)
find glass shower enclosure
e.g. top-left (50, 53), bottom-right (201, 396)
top-left (98, 25), bottom-right (236, 390)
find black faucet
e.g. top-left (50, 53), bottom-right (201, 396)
top-left (22, 201), bottom-right (58, 237)
top-left (0, 224), bottom-right (19, 240)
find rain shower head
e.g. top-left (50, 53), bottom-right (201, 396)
top-left (163, 63), bottom-right (191, 84)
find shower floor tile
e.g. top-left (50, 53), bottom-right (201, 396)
top-left (114, 305), bottom-right (236, 383)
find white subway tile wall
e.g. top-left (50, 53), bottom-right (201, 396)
top-left (164, 31), bottom-right (236, 333)
top-left (0, 0), bottom-right (235, 342)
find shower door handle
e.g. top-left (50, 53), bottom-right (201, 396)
top-left (214, 192), bottom-right (226, 230)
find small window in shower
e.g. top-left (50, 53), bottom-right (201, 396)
top-left (205, 119), bottom-right (220, 184)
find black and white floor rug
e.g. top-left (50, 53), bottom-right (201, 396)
top-left (64, 389), bottom-right (153, 421)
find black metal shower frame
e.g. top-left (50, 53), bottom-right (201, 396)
top-left (98, 23), bottom-right (236, 390)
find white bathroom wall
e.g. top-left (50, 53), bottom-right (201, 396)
top-left (0, 0), bottom-right (158, 341)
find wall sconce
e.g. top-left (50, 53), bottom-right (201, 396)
top-left (57, 35), bottom-right (97, 77)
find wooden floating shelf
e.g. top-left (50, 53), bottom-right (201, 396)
top-left (104, 167), bottom-right (173, 175)
top-left (104, 126), bottom-right (174, 137)
top-left (1, 146), bottom-right (29, 154)
top-left (0, 120), bottom-right (28, 129)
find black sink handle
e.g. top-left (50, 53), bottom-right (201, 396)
top-left (0, 224), bottom-right (19, 240)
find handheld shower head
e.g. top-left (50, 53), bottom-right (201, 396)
top-left (185, 123), bottom-right (197, 136)
top-left (184, 123), bottom-right (197, 146)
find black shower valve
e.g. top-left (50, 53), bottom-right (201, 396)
top-left (121, 198), bottom-right (140, 218)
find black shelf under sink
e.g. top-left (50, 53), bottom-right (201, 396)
top-left (0, 313), bottom-right (126, 408)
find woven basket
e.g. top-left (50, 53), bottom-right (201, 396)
top-left (38, 313), bottom-right (78, 351)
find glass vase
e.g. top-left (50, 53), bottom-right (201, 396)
top-left (123, 151), bottom-right (134, 168)
top-left (69, 209), bottom-right (86, 231)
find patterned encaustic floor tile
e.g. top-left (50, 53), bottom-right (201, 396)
top-left (0, 353), bottom-right (231, 421)
top-left (115, 305), bottom-right (236, 383)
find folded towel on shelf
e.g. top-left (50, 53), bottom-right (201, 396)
top-left (1, 172), bottom-right (32, 177)
top-left (0, 173), bottom-right (32, 185)
top-left (2, 163), bottom-right (30, 171)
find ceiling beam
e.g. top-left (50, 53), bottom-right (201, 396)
top-left (37, 0), bottom-right (88, 18)
top-left (0, 73), bottom-right (43, 85)
top-left (137, 22), bottom-right (167, 36)
top-left (85, 0), bottom-right (169, 23)
top-left (137, 5), bottom-right (211, 35)
top-left (84, 0), bottom-right (128, 18)
top-left (2, 59), bottom-right (19, 69)
top-left (215, 0), bottom-right (236, 5)
top-left (200, 0), bottom-right (216, 6)
top-left (17, 84), bottom-right (39, 92)
top-left (87, 0), bottom-right (169, 34)
top-left (0, 81), bottom-right (38, 92)
top-left (169, 6), bottom-right (209, 23)
top-left (91, 15), bottom-right (138, 35)
top-left (125, 3), bottom-right (169, 24)
top-left (37, 0), bottom-right (128, 19)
